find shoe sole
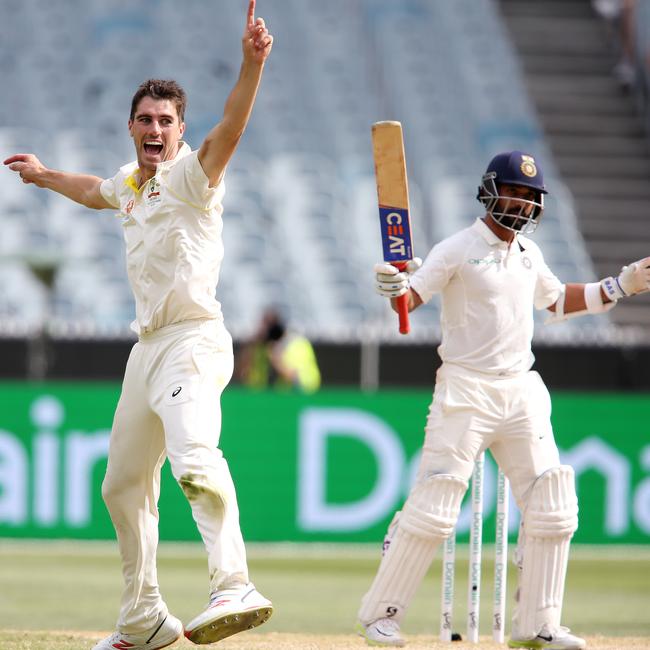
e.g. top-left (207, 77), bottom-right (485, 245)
top-left (185, 605), bottom-right (273, 645)
top-left (363, 638), bottom-right (406, 648)
top-left (97, 630), bottom-right (182, 650)
top-left (508, 640), bottom-right (585, 650)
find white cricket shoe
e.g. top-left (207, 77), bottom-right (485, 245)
top-left (184, 582), bottom-right (273, 645)
top-left (92, 613), bottom-right (183, 650)
top-left (508, 624), bottom-right (586, 649)
top-left (356, 618), bottom-right (406, 647)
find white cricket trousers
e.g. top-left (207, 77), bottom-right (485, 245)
top-left (102, 318), bottom-right (248, 634)
top-left (358, 363), bottom-right (565, 626)
top-left (422, 364), bottom-right (561, 501)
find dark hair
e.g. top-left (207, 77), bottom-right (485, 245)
top-left (130, 79), bottom-right (187, 122)
top-left (265, 321), bottom-right (286, 342)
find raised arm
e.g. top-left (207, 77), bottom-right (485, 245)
top-left (3, 153), bottom-right (111, 209)
top-left (374, 259), bottom-right (424, 313)
top-left (198, 0), bottom-right (273, 187)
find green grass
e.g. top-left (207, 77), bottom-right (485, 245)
top-left (1, 541), bottom-right (649, 639)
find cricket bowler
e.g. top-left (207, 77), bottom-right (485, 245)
top-left (4, 1), bottom-right (273, 648)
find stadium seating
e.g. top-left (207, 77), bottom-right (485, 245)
top-left (0, 0), bottom-right (615, 341)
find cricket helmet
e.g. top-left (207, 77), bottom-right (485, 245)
top-left (477, 150), bottom-right (547, 234)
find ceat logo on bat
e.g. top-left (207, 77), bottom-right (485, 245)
top-left (379, 206), bottom-right (412, 262)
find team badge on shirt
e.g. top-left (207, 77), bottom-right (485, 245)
top-left (146, 178), bottom-right (162, 207)
top-left (121, 199), bottom-right (136, 224)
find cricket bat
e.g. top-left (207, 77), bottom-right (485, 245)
top-left (371, 120), bottom-right (414, 335)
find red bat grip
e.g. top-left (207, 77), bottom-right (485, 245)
top-left (394, 261), bottom-right (410, 335)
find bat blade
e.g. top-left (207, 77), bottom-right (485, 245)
top-left (371, 120), bottom-right (414, 334)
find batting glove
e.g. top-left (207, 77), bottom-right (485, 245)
top-left (601, 256), bottom-right (650, 301)
top-left (374, 258), bottom-right (422, 298)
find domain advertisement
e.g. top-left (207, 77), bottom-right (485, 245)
top-left (0, 384), bottom-right (648, 544)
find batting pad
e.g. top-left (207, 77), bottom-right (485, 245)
top-left (358, 474), bottom-right (467, 624)
top-left (382, 510), bottom-right (401, 555)
top-left (512, 466), bottom-right (578, 639)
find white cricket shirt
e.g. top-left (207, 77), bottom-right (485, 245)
top-left (100, 142), bottom-right (226, 335)
top-left (409, 218), bottom-right (563, 376)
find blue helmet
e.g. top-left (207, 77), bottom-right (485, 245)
top-left (477, 151), bottom-right (547, 234)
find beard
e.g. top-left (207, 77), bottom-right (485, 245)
top-left (498, 212), bottom-right (527, 231)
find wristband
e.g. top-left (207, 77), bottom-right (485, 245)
top-left (585, 282), bottom-right (615, 313)
top-left (600, 275), bottom-right (627, 301)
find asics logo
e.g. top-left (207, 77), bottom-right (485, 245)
top-left (171, 386), bottom-right (182, 397)
top-left (112, 642), bottom-right (135, 649)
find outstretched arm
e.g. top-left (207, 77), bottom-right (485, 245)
top-left (3, 153), bottom-right (111, 209)
top-left (198, 0), bottom-right (273, 187)
top-left (547, 257), bottom-right (650, 322)
top-left (547, 283), bottom-right (607, 315)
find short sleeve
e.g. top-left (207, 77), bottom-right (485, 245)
top-left (166, 151), bottom-right (225, 209)
top-left (530, 242), bottom-right (564, 310)
top-left (100, 174), bottom-right (120, 209)
top-left (409, 241), bottom-right (456, 304)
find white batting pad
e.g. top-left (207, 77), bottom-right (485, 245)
top-left (382, 510), bottom-right (401, 555)
top-left (400, 474), bottom-right (468, 538)
top-left (358, 474), bottom-right (467, 624)
top-left (512, 466), bottom-right (578, 639)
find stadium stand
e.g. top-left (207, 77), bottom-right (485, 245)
top-left (499, 0), bottom-right (650, 330)
top-left (0, 0), bottom-right (647, 347)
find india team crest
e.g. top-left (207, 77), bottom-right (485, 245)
top-left (520, 155), bottom-right (537, 178)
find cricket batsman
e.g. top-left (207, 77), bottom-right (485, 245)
top-left (357, 151), bottom-right (650, 648)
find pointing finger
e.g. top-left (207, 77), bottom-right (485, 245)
top-left (3, 154), bottom-right (28, 165)
top-left (247, 0), bottom-right (256, 28)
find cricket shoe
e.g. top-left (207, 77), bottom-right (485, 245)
top-left (184, 582), bottom-right (273, 644)
top-left (92, 613), bottom-right (183, 650)
top-left (509, 625), bottom-right (586, 649)
top-left (356, 618), bottom-right (405, 647)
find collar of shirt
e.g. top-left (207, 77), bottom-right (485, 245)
top-left (121, 141), bottom-right (192, 193)
top-left (471, 217), bottom-right (526, 252)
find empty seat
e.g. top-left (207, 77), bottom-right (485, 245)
top-left (0, 0), bottom-right (618, 341)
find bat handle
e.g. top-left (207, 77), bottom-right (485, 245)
top-left (394, 261), bottom-right (410, 335)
